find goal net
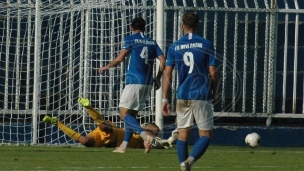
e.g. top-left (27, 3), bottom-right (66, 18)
top-left (0, 0), bottom-right (158, 145)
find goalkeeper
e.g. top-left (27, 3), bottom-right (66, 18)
top-left (43, 98), bottom-right (170, 150)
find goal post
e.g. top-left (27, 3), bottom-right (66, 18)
top-left (155, 0), bottom-right (164, 138)
top-left (32, 0), bottom-right (42, 144)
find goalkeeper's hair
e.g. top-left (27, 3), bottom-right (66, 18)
top-left (131, 17), bottom-right (146, 31)
top-left (100, 120), bottom-right (113, 133)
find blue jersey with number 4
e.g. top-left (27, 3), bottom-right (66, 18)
top-left (122, 32), bottom-right (163, 85)
top-left (166, 33), bottom-right (216, 100)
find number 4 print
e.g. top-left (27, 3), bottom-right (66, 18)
top-left (140, 46), bottom-right (148, 64)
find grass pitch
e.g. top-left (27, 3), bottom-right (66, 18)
top-left (0, 145), bottom-right (303, 171)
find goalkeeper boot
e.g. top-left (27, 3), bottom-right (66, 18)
top-left (78, 97), bottom-right (90, 107)
top-left (43, 116), bottom-right (58, 125)
top-left (180, 160), bottom-right (191, 171)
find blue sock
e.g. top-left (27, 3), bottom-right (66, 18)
top-left (176, 139), bottom-right (188, 163)
top-left (123, 114), bottom-right (144, 134)
top-left (189, 136), bottom-right (210, 161)
top-left (123, 122), bottom-right (133, 142)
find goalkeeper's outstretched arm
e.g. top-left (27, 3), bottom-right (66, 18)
top-left (167, 128), bottom-right (178, 145)
top-left (152, 128), bottom-right (179, 149)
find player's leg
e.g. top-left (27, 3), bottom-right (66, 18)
top-left (114, 108), bottom-right (141, 152)
top-left (124, 129), bottom-right (164, 149)
top-left (112, 128), bottom-right (128, 153)
top-left (178, 128), bottom-right (192, 171)
top-left (116, 84), bottom-right (154, 153)
top-left (122, 108), bottom-right (155, 153)
top-left (120, 108), bottom-right (142, 134)
top-left (113, 112), bottom-right (134, 153)
top-left (188, 129), bottom-right (211, 160)
top-left (177, 128), bottom-right (191, 162)
top-left (78, 97), bottom-right (103, 125)
top-left (115, 122), bottom-right (162, 152)
top-left (183, 100), bottom-right (214, 170)
top-left (43, 116), bottom-right (82, 142)
top-left (126, 133), bottom-right (144, 148)
top-left (175, 100), bottom-right (194, 171)
top-left (180, 130), bottom-right (211, 171)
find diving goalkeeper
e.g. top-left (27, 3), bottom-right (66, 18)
top-left (43, 98), bottom-right (170, 150)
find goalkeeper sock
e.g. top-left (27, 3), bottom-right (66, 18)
top-left (86, 106), bottom-right (103, 125)
top-left (57, 122), bottom-right (81, 141)
top-left (123, 114), bottom-right (144, 134)
top-left (176, 139), bottom-right (188, 163)
top-left (189, 136), bottom-right (210, 162)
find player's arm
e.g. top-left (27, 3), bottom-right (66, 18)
top-left (98, 49), bottom-right (129, 75)
top-left (209, 65), bottom-right (218, 103)
top-left (162, 65), bottom-right (173, 116)
top-left (154, 54), bottom-right (165, 90)
top-left (208, 43), bottom-right (218, 103)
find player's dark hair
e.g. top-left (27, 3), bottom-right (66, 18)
top-left (182, 13), bottom-right (199, 32)
top-left (131, 17), bottom-right (146, 31)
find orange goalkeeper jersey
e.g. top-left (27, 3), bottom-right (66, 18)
top-left (88, 122), bottom-right (144, 148)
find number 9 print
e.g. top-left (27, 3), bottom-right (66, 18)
top-left (183, 52), bottom-right (194, 73)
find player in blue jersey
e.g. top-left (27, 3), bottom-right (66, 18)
top-left (98, 17), bottom-right (165, 153)
top-left (162, 13), bottom-right (218, 171)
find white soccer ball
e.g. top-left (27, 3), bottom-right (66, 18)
top-left (245, 132), bottom-right (261, 148)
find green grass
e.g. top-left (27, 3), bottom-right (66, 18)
top-left (0, 145), bottom-right (303, 171)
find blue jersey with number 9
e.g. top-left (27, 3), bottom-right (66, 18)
top-left (166, 33), bottom-right (216, 100)
top-left (122, 32), bottom-right (163, 85)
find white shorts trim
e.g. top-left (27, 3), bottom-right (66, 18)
top-left (176, 100), bottom-right (214, 130)
top-left (119, 84), bottom-right (152, 111)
